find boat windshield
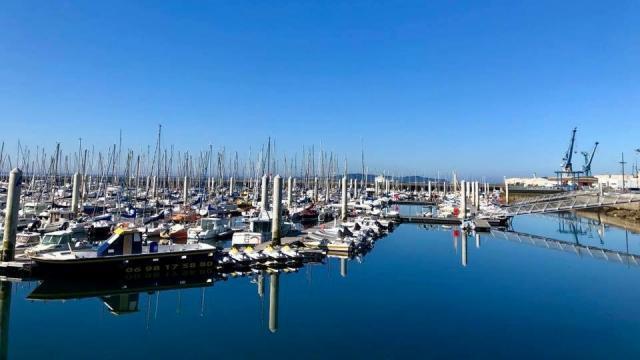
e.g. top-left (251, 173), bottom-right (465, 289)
top-left (41, 235), bottom-right (61, 245)
top-left (201, 219), bottom-right (219, 229)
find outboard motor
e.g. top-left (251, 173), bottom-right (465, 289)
top-left (354, 222), bottom-right (361, 231)
top-left (27, 219), bottom-right (41, 232)
top-left (342, 226), bottom-right (354, 237)
top-left (374, 220), bottom-right (387, 230)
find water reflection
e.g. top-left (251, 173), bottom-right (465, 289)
top-left (340, 258), bottom-right (347, 278)
top-left (0, 282), bottom-right (11, 360)
top-left (461, 232), bottom-right (467, 267)
top-left (3, 210), bottom-right (640, 356)
top-left (103, 293), bottom-right (139, 315)
top-left (16, 251), bottom-right (363, 337)
top-left (418, 212), bottom-right (640, 269)
top-left (268, 273), bottom-right (279, 333)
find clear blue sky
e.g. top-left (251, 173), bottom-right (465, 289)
top-left (1, 1), bottom-right (639, 180)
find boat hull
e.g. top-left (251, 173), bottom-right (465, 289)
top-left (32, 248), bottom-right (220, 279)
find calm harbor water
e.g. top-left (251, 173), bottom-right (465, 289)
top-left (3, 209), bottom-right (640, 359)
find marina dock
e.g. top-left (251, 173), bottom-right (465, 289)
top-left (398, 215), bottom-right (461, 225)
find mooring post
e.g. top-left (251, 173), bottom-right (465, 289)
top-left (71, 171), bottom-right (81, 215)
top-left (260, 174), bottom-right (269, 211)
top-left (459, 180), bottom-right (467, 220)
top-left (470, 181), bottom-right (475, 206)
top-left (473, 181), bottom-right (480, 211)
top-left (599, 182), bottom-right (603, 198)
top-left (287, 176), bottom-right (293, 208)
top-left (351, 179), bottom-right (356, 199)
top-left (325, 178), bottom-right (330, 203)
top-left (2, 168), bottom-right (22, 262)
top-left (505, 178), bottom-right (510, 205)
top-left (473, 181), bottom-right (476, 208)
top-left (341, 176), bottom-right (348, 221)
top-left (313, 177), bottom-right (318, 203)
top-left (182, 175), bottom-right (189, 206)
top-left (271, 175), bottom-right (282, 246)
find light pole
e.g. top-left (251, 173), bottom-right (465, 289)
top-left (620, 153), bottom-right (627, 192)
top-left (635, 149), bottom-right (640, 178)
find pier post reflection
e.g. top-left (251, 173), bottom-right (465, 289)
top-left (475, 233), bottom-right (481, 249)
top-left (102, 293), bottom-right (139, 315)
top-left (453, 229), bottom-right (459, 253)
top-left (461, 231), bottom-right (468, 267)
top-left (269, 273), bottom-right (279, 333)
top-left (257, 272), bottom-right (265, 298)
top-left (340, 258), bottom-right (348, 278)
top-left (0, 282), bottom-right (12, 360)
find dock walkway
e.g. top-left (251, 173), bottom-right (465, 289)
top-left (398, 216), bottom-right (461, 225)
top-left (389, 200), bottom-right (435, 206)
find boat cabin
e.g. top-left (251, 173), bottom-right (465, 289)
top-left (97, 228), bottom-right (143, 257)
top-left (200, 217), bottom-right (226, 230)
top-left (249, 218), bottom-right (272, 233)
top-left (40, 209), bottom-right (75, 224)
top-left (16, 232), bottom-right (41, 248)
top-left (40, 230), bottom-right (75, 247)
top-left (23, 202), bottom-right (48, 215)
top-left (232, 231), bottom-right (268, 246)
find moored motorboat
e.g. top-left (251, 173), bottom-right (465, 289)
top-left (261, 245), bottom-right (287, 262)
top-left (243, 246), bottom-right (267, 262)
top-left (280, 245), bottom-right (302, 260)
top-left (227, 247), bottom-right (251, 265)
top-left (160, 224), bottom-right (188, 243)
top-left (20, 230), bottom-right (83, 259)
top-left (187, 217), bottom-right (232, 240)
top-left (31, 228), bottom-right (219, 278)
top-left (15, 232), bottom-right (41, 253)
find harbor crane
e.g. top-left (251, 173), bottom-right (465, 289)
top-left (581, 142), bottom-right (599, 176)
top-left (561, 127), bottom-right (577, 173)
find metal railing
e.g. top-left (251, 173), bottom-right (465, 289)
top-left (503, 192), bottom-right (640, 217)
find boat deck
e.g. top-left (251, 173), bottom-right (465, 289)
top-left (35, 243), bottom-right (217, 260)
